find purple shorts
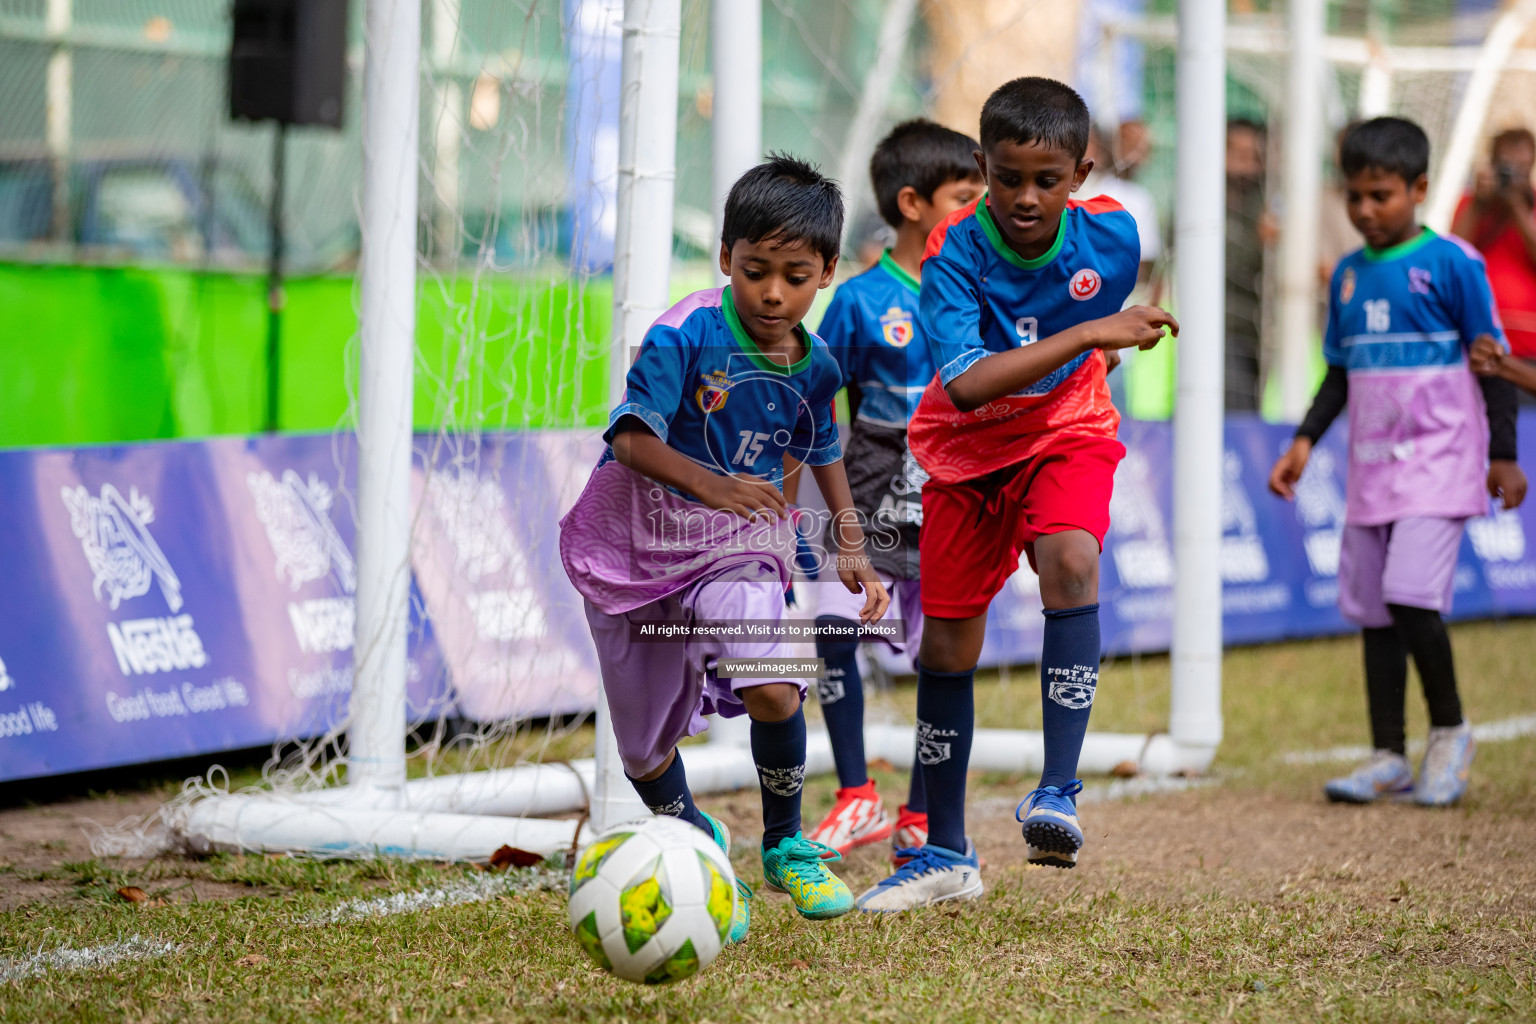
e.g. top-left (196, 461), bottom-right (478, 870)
top-left (1338, 516), bottom-right (1466, 628)
top-left (803, 576), bottom-right (923, 664)
top-left (584, 571), bottom-right (808, 778)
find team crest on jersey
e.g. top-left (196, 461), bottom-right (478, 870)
top-left (1340, 267), bottom-right (1356, 304)
top-left (879, 306), bottom-right (914, 347)
top-left (1409, 267), bottom-right (1432, 295)
top-left (695, 369), bottom-right (731, 412)
top-left (1068, 268), bottom-right (1102, 301)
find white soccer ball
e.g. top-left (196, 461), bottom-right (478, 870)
top-left (567, 815), bottom-right (737, 985)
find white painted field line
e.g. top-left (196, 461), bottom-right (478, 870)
top-left (1281, 712), bottom-right (1536, 765)
top-left (0, 936), bottom-right (178, 983)
top-left (307, 867), bottom-right (565, 926)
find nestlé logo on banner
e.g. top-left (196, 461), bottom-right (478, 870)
top-left (248, 469), bottom-right (358, 655)
top-left (62, 484), bottom-right (208, 678)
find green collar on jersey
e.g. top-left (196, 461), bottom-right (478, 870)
top-left (721, 285), bottom-right (813, 375)
top-left (878, 249), bottom-right (920, 294)
top-left (976, 194), bottom-right (1068, 270)
top-left (1363, 226), bottom-right (1435, 263)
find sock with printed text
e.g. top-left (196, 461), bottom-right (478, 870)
top-left (815, 617), bottom-right (867, 790)
top-left (1039, 604), bottom-right (1101, 791)
top-left (627, 750), bottom-right (710, 835)
top-left (914, 662), bottom-right (975, 853)
top-left (751, 703), bottom-right (808, 849)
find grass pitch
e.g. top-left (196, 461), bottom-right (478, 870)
top-left (3, 619), bottom-right (1535, 1023)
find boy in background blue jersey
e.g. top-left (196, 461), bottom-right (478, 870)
top-left (560, 155), bottom-right (890, 938)
top-left (858, 78), bottom-right (1177, 912)
top-left (797, 120), bottom-right (983, 862)
top-left (1270, 117), bottom-right (1525, 808)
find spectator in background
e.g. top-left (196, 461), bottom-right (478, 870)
top-left (1226, 118), bottom-right (1275, 411)
top-left (1084, 122), bottom-right (1165, 408)
top-left (1083, 124), bottom-right (1163, 292)
top-left (1453, 128), bottom-right (1536, 399)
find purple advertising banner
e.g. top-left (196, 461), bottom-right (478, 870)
top-left (3, 416), bottom-right (1535, 782)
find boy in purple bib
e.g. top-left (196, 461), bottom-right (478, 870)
top-left (560, 156), bottom-right (888, 938)
top-left (1270, 118), bottom-right (1526, 807)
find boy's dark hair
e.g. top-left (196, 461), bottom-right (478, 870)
top-left (1340, 116), bottom-right (1430, 183)
top-left (869, 119), bottom-right (981, 228)
top-left (979, 77), bottom-right (1090, 162)
top-left (721, 153), bottom-right (843, 265)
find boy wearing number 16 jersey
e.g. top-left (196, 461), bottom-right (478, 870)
top-left (1270, 117), bottom-right (1524, 809)
top-left (858, 78), bottom-right (1178, 912)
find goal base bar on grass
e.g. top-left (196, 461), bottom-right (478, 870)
top-left (173, 724), bottom-right (1216, 861)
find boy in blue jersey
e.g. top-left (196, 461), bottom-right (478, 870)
top-left (799, 120), bottom-right (983, 862)
top-left (858, 78), bottom-right (1177, 912)
top-left (1270, 117), bottom-right (1525, 808)
top-left (560, 155), bottom-right (890, 937)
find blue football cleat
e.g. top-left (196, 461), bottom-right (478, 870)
top-left (856, 839), bottom-right (983, 912)
top-left (1017, 780), bottom-right (1085, 869)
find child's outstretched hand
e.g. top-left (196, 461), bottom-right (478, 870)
top-left (834, 552), bottom-right (890, 624)
top-left (1268, 437), bottom-right (1312, 500)
top-left (1469, 334), bottom-right (1504, 376)
top-left (1096, 305), bottom-right (1180, 352)
top-left (1489, 460), bottom-right (1528, 511)
top-left (695, 472), bottom-right (788, 521)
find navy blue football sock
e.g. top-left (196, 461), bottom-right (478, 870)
top-left (627, 751), bottom-right (710, 835)
top-left (915, 661), bottom-right (975, 853)
top-left (815, 617), bottom-right (867, 790)
top-left (905, 758), bottom-right (927, 814)
top-left (1039, 603), bottom-right (1101, 791)
top-left (751, 704), bottom-right (808, 849)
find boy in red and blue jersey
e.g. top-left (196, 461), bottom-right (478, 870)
top-left (858, 77), bottom-right (1178, 912)
top-left (799, 119), bottom-right (983, 862)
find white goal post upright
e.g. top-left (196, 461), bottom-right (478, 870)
top-left (1168, 0), bottom-right (1226, 760)
top-left (592, 0), bottom-right (685, 833)
top-left (348, 0), bottom-right (421, 803)
top-left (1275, 0), bottom-right (1325, 423)
top-left (710, 0), bottom-right (761, 287)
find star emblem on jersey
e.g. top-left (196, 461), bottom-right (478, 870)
top-left (879, 306), bottom-right (914, 348)
top-left (695, 369), bottom-right (731, 412)
top-left (1068, 268), bottom-right (1102, 301)
top-left (1340, 267), bottom-right (1356, 304)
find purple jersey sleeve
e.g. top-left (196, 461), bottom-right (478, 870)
top-left (604, 324), bottom-right (691, 443)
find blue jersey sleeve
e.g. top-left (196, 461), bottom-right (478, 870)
top-left (604, 324), bottom-right (691, 443)
top-left (1322, 262), bottom-right (1348, 367)
top-left (1442, 246), bottom-right (1505, 350)
top-left (920, 249), bottom-right (985, 386)
top-left (817, 286), bottom-right (862, 390)
top-left (788, 360), bottom-right (843, 466)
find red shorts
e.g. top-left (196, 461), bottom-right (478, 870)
top-left (919, 434), bottom-right (1125, 618)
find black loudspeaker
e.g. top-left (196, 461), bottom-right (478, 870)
top-left (229, 0), bottom-right (349, 128)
